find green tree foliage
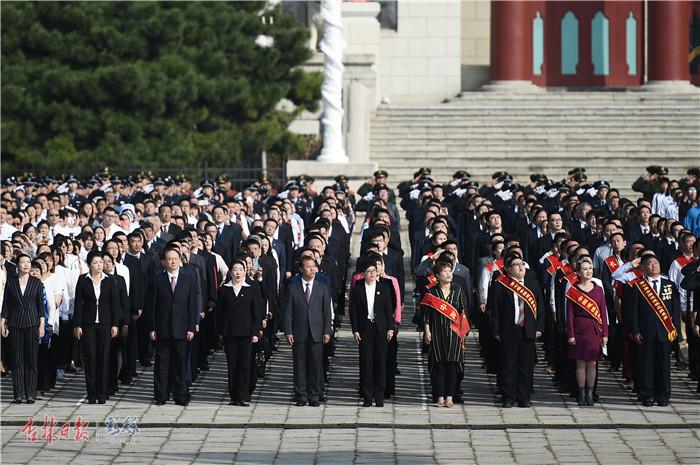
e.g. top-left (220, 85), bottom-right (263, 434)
top-left (1, 1), bottom-right (321, 175)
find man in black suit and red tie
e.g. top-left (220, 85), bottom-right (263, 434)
top-left (284, 256), bottom-right (332, 407)
top-left (147, 246), bottom-right (198, 406)
top-left (489, 252), bottom-right (545, 408)
top-left (628, 254), bottom-right (681, 407)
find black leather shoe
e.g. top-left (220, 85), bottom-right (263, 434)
top-left (12, 398), bottom-right (22, 404)
top-left (642, 399), bottom-right (654, 407)
top-left (517, 401), bottom-right (531, 408)
top-left (362, 400), bottom-right (372, 407)
top-left (375, 401), bottom-right (384, 407)
top-left (238, 401), bottom-right (249, 407)
top-left (26, 398), bottom-right (35, 404)
top-left (502, 401), bottom-right (514, 408)
top-left (175, 400), bottom-right (188, 407)
top-left (87, 398), bottom-right (96, 404)
top-left (308, 400), bottom-right (320, 407)
top-left (97, 398), bottom-right (106, 404)
top-left (656, 399), bottom-right (669, 407)
top-left (295, 400), bottom-right (307, 407)
top-left (155, 400), bottom-right (166, 406)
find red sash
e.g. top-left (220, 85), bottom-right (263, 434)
top-left (628, 268), bottom-right (644, 286)
top-left (565, 286), bottom-right (603, 326)
top-left (495, 274), bottom-right (538, 319)
top-left (486, 259), bottom-right (504, 273)
top-left (635, 279), bottom-right (677, 342)
top-left (425, 274), bottom-right (438, 289)
top-left (564, 271), bottom-right (579, 286)
top-left (545, 254), bottom-right (561, 276)
top-left (674, 255), bottom-right (697, 268)
top-left (420, 293), bottom-right (470, 338)
top-left (558, 264), bottom-right (574, 283)
top-left (605, 255), bottom-right (621, 273)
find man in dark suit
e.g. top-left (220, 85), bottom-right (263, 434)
top-left (489, 252), bottom-right (545, 408)
top-left (120, 232), bottom-right (146, 384)
top-left (212, 205), bottom-right (242, 259)
top-left (158, 204), bottom-right (182, 237)
top-left (284, 256), bottom-right (332, 406)
top-left (628, 254), bottom-right (681, 406)
top-left (350, 257), bottom-right (395, 407)
top-left (147, 246), bottom-right (198, 406)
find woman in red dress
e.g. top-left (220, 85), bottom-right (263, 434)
top-left (567, 256), bottom-right (608, 406)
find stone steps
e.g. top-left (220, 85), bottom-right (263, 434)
top-left (368, 91), bottom-right (700, 197)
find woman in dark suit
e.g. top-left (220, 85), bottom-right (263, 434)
top-left (73, 251), bottom-right (119, 404)
top-left (1, 254), bottom-right (45, 403)
top-left (102, 253), bottom-right (129, 397)
top-left (350, 256), bottom-right (395, 407)
top-left (567, 256), bottom-right (608, 406)
top-left (216, 260), bottom-right (263, 406)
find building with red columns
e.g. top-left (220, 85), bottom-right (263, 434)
top-left (491, 0), bottom-right (700, 88)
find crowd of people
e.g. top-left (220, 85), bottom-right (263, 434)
top-left (0, 164), bottom-right (699, 410)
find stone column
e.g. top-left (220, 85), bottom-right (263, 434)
top-left (483, 0), bottom-right (540, 91)
top-left (645, 1), bottom-right (696, 91)
top-left (317, 0), bottom-right (348, 162)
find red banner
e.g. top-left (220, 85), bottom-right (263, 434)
top-left (495, 274), bottom-right (538, 320)
top-left (565, 286), bottom-right (603, 326)
top-left (420, 292), bottom-right (470, 338)
top-left (635, 279), bottom-right (677, 342)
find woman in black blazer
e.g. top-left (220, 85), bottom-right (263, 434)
top-left (1, 254), bottom-right (45, 403)
top-left (216, 260), bottom-right (263, 406)
top-left (350, 256), bottom-right (395, 407)
top-left (73, 251), bottom-right (119, 404)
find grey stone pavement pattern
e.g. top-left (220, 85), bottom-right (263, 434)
top-left (2, 250), bottom-right (699, 463)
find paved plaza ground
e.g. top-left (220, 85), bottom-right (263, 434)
top-left (2, 264), bottom-right (699, 464)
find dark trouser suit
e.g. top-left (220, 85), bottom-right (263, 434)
top-left (10, 326), bottom-right (38, 400)
top-left (385, 334), bottom-right (398, 398)
top-left (56, 319), bottom-right (74, 369)
top-left (292, 339), bottom-right (323, 403)
top-left (224, 336), bottom-right (251, 402)
top-left (499, 326), bottom-right (536, 404)
top-left (434, 361), bottom-right (458, 398)
top-left (123, 317), bottom-right (138, 380)
top-left (638, 337), bottom-right (671, 402)
top-left (154, 337), bottom-right (188, 403)
top-left (81, 324), bottom-right (111, 401)
top-left (358, 323), bottom-right (388, 402)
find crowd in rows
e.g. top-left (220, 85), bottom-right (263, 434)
top-left (0, 165), bottom-right (699, 409)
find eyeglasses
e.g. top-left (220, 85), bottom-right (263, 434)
top-left (509, 262), bottom-right (525, 268)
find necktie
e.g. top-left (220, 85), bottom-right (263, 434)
top-left (652, 279), bottom-right (658, 294)
top-left (643, 226), bottom-right (649, 235)
top-left (170, 275), bottom-right (177, 293)
top-left (517, 296), bottom-right (525, 327)
top-left (305, 283), bottom-right (311, 304)
top-left (162, 225), bottom-right (167, 233)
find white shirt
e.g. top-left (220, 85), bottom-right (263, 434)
top-left (167, 270), bottom-right (180, 287)
top-left (87, 273), bottom-right (107, 323)
top-left (365, 281), bottom-right (376, 320)
top-left (302, 277), bottom-right (314, 299)
top-left (224, 279), bottom-right (250, 296)
top-left (513, 279), bottom-right (525, 325)
top-left (646, 276), bottom-right (661, 294)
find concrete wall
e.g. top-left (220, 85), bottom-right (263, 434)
top-left (377, 1), bottom-right (462, 104)
top-left (461, 0), bottom-right (491, 90)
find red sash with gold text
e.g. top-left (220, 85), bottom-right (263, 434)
top-left (565, 286), bottom-right (603, 326)
top-left (605, 255), bottom-right (621, 273)
top-left (495, 274), bottom-right (538, 319)
top-left (420, 293), bottom-right (470, 338)
top-left (425, 274), bottom-right (438, 289)
top-left (635, 279), bottom-right (677, 342)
